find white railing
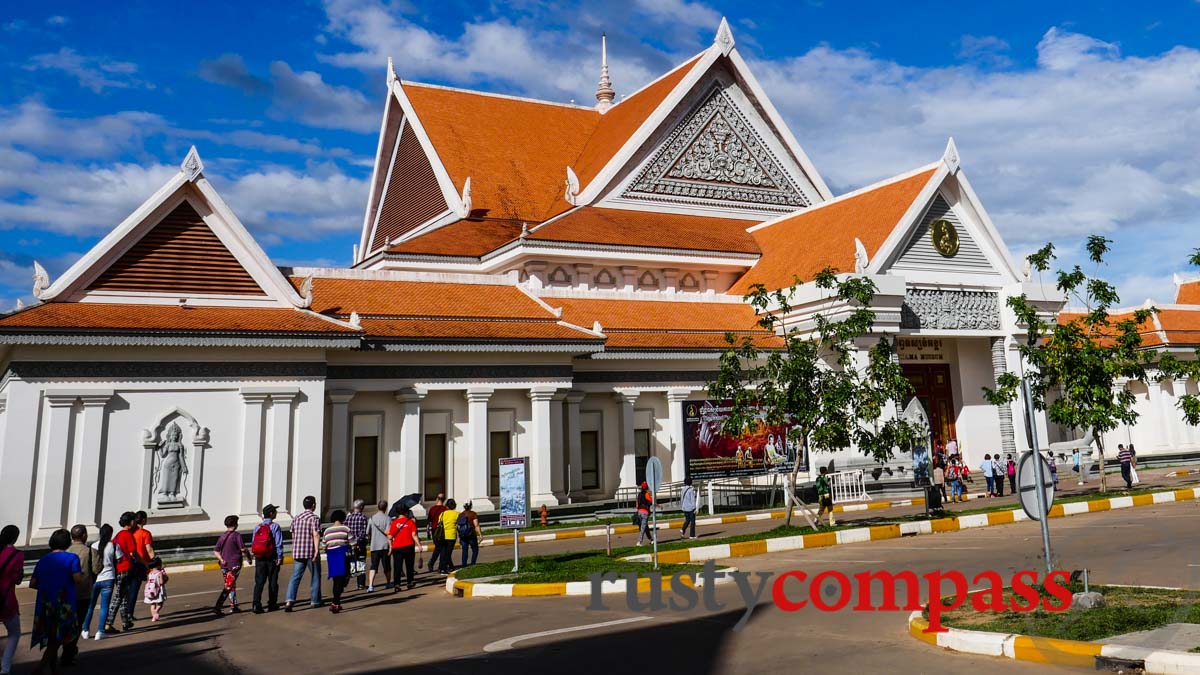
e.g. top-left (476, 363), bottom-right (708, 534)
top-left (830, 469), bottom-right (872, 504)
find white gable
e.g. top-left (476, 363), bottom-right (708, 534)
top-left (890, 192), bottom-right (996, 275)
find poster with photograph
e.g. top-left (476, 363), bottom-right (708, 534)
top-left (682, 399), bottom-right (806, 480)
top-left (498, 456), bottom-right (529, 528)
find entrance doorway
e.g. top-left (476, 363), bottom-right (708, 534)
top-left (902, 364), bottom-right (957, 448)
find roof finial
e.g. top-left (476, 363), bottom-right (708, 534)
top-left (386, 56), bottom-right (396, 86)
top-left (595, 33), bottom-right (615, 113)
top-left (942, 137), bottom-right (960, 173)
top-left (714, 17), bottom-right (735, 55)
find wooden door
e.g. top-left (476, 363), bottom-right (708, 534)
top-left (903, 364), bottom-right (957, 447)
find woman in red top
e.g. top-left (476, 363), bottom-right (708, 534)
top-left (387, 507), bottom-right (423, 592)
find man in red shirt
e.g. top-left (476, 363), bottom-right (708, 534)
top-left (424, 493), bottom-right (446, 573)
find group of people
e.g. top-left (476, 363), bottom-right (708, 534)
top-left (0, 510), bottom-right (166, 675)
top-left (0, 494), bottom-right (489, 674)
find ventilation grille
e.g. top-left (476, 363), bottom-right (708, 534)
top-left (371, 122), bottom-right (447, 252)
top-left (87, 202), bottom-right (263, 295)
top-left (891, 194), bottom-right (994, 273)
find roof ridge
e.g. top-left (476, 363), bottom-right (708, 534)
top-left (400, 81), bottom-right (598, 112)
top-left (286, 267), bottom-right (519, 286)
top-left (747, 162), bottom-right (941, 234)
top-left (604, 51), bottom-right (706, 113)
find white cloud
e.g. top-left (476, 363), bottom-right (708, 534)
top-left (631, 0), bottom-right (721, 29)
top-left (25, 47), bottom-right (152, 93)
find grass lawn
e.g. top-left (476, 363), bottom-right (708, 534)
top-left (938, 584), bottom-right (1200, 642)
top-left (453, 548), bottom-right (704, 583)
top-left (478, 512), bottom-right (685, 536)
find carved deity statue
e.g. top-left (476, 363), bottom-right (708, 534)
top-left (155, 422), bottom-right (187, 502)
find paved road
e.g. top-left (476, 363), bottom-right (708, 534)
top-left (9, 493), bottom-right (1199, 674)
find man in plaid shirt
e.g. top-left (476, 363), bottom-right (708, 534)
top-left (285, 495), bottom-right (322, 611)
top-left (345, 499), bottom-right (369, 590)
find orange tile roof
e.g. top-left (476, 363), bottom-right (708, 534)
top-left (1176, 282), bottom-right (1200, 305)
top-left (548, 296), bottom-right (780, 350)
top-left (0, 303), bottom-right (355, 334)
top-left (385, 219), bottom-right (524, 258)
top-left (731, 168), bottom-right (937, 293)
top-left (295, 276), bottom-right (552, 320)
top-left (358, 317), bottom-right (599, 342)
top-left (404, 84), bottom-right (599, 223)
top-left (529, 207), bottom-right (760, 254)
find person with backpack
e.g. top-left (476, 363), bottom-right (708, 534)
top-left (946, 461), bottom-right (964, 503)
top-left (251, 504), bottom-right (284, 614)
top-left (142, 557), bottom-right (168, 622)
top-left (0, 525), bottom-right (23, 675)
top-left (1006, 455), bottom-right (1017, 494)
top-left (285, 495), bottom-right (322, 612)
top-left (80, 524), bottom-right (119, 641)
top-left (635, 482), bottom-right (654, 546)
top-left (457, 502), bottom-right (482, 567)
top-left (424, 494), bottom-right (447, 573)
top-left (815, 467), bottom-right (834, 527)
top-left (679, 478), bottom-right (698, 540)
top-left (991, 455), bottom-right (1005, 497)
top-left (366, 500), bottom-right (392, 592)
top-left (387, 506), bottom-right (423, 591)
top-left (435, 499), bottom-right (460, 575)
top-left (345, 500), bottom-right (369, 591)
top-left (212, 515), bottom-right (249, 616)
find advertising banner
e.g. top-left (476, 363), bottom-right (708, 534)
top-left (498, 456), bottom-right (529, 528)
top-left (682, 399), bottom-right (806, 480)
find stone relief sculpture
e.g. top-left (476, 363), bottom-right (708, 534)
top-left (901, 398), bottom-right (932, 484)
top-left (900, 289), bottom-right (1001, 330)
top-left (154, 422), bottom-right (187, 504)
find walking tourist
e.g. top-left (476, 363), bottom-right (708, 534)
top-left (126, 511), bottom-right (155, 623)
top-left (367, 500), bottom-right (392, 592)
top-left (992, 455), bottom-right (1005, 497)
top-left (387, 507), bottom-right (422, 591)
top-left (212, 515), bottom-right (249, 615)
top-left (1006, 455), bottom-right (1017, 494)
top-left (815, 466), bottom-right (834, 526)
top-left (346, 500), bottom-right (369, 591)
top-left (29, 529), bottom-right (83, 671)
top-left (106, 512), bottom-right (138, 632)
top-left (79, 525), bottom-right (117, 640)
top-left (981, 454), bottom-right (995, 497)
top-left (0, 525), bottom-right (23, 675)
top-left (1118, 444), bottom-right (1133, 490)
top-left (457, 502), bottom-right (481, 567)
top-left (946, 461), bottom-right (964, 502)
top-left (321, 510), bottom-right (351, 613)
top-left (425, 494), bottom-right (447, 573)
top-left (285, 495), bottom-right (322, 611)
top-left (635, 481), bottom-right (654, 545)
top-left (251, 504), bottom-right (284, 614)
top-left (946, 438), bottom-right (959, 457)
top-left (1072, 447), bottom-right (1083, 484)
top-left (932, 459), bottom-right (946, 502)
top-left (1129, 444), bottom-right (1140, 485)
top-left (66, 526), bottom-right (98, 628)
top-left (1047, 452), bottom-right (1059, 485)
top-left (679, 478), bottom-right (698, 539)
top-left (436, 499), bottom-right (460, 575)
top-left (143, 557), bottom-right (168, 622)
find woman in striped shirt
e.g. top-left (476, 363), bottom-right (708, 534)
top-left (321, 511), bottom-right (351, 613)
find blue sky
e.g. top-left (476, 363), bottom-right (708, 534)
top-left (2, 0), bottom-right (1200, 309)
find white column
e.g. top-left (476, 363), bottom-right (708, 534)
top-left (0, 382), bottom-right (40, 543)
top-left (465, 388), bottom-right (496, 511)
top-left (36, 393), bottom-right (78, 540)
top-left (614, 391), bottom-right (638, 489)
top-left (393, 388), bottom-right (426, 516)
top-left (69, 391), bottom-right (113, 528)
top-left (565, 390), bottom-right (586, 499)
top-left (529, 386), bottom-right (561, 506)
top-left (551, 390), bottom-right (567, 498)
top-left (239, 390), bottom-right (270, 517)
top-left (327, 390), bottom-right (355, 512)
top-left (1182, 379), bottom-right (1200, 447)
top-left (264, 391), bottom-right (298, 511)
top-left (667, 388), bottom-right (691, 483)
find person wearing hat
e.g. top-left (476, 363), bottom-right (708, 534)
top-left (635, 481), bottom-right (654, 546)
top-left (251, 504), bottom-right (284, 614)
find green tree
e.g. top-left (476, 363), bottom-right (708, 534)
top-left (985, 236), bottom-right (1200, 492)
top-left (709, 269), bottom-right (921, 527)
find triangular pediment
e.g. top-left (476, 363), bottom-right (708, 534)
top-left (622, 84), bottom-right (810, 212)
top-left (888, 193), bottom-right (999, 275)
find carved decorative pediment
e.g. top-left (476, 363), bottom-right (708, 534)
top-left (900, 289), bottom-right (1001, 331)
top-left (623, 85), bottom-right (810, 212)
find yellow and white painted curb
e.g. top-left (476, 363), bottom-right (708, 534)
top-left (1165, 468), bottom-right (1200, 478)
top-left (622, 486), bottom-right (1200, 566)
top-left (446, 566), bottom-right (737, 598)
top-left (907, 611), bottom-right (1200, 673)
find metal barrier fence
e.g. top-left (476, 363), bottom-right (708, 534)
top-left (830, 469), bottom-right (872, 504)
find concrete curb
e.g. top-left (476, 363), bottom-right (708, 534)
top-left (446, 566), bottom-right (737, 598)
top-left (620, 486), bottom-right (1200, 565)
top-left (906, 611), bottom-right (1200, 673)
top-left (1165, 468), bottom-right (1200, 478)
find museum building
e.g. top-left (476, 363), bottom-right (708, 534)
top-left (0, 21), bottom-right (1088, 544)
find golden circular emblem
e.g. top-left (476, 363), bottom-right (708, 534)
top-left (930, 219), bottom-right (959, 257)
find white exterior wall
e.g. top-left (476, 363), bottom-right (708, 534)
top-left (951, 338), bottom-right (1005, 466)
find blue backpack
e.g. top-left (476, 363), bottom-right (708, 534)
top-left (456, 513), bottom-right (474, 539)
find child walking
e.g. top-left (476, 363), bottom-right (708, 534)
top-left (143, 558), bottom-right (168, 622)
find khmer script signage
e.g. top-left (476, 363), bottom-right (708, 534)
top-left (897, 337), bottom-right (946, 362)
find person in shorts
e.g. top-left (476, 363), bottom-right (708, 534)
top-left (815, 466), bottom-right (834, 527)
top-left (212, 515), bottom-right (249, 615)
top-left (366, 501), bottom-right (393, 592)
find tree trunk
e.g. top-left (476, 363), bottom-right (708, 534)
top-left (1094, 430), bottom-right (1107, 493)
top-left (784, 435), bottom-right (810, 528)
